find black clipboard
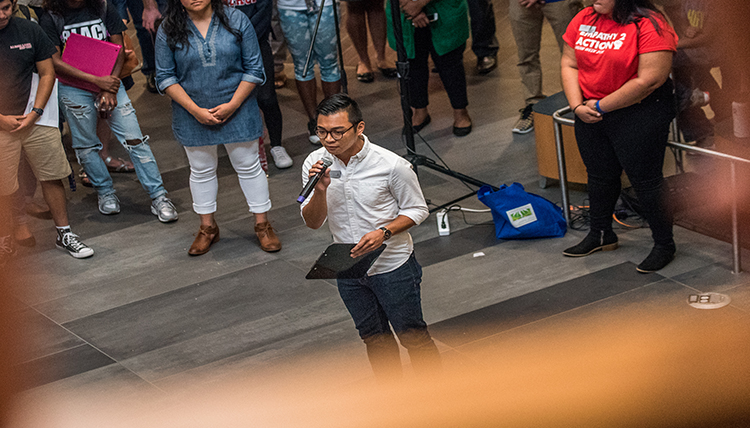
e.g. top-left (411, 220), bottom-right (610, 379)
top-left (305, 243), bottom-right (386, 279)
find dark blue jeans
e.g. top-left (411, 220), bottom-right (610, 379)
top-left (337, 253), bottom-right (440, 381)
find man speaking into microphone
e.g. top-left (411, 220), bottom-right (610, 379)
top-left (300, 93), bottom-right (441, 381)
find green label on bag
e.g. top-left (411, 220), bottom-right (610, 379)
top-left (506, 203), bottom-right (537, 228)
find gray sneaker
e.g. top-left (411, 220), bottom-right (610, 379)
top-left (151, 195), bottom-right (179, 223)
top-left (98, 193), bottom-right (121, 215)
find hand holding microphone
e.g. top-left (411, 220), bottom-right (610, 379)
top-left (298, 159), bottom-right (333, 203)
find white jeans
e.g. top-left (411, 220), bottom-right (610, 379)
top-left (183, 140), bottom-right (272, 215)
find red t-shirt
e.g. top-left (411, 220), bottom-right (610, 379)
top-left (563, 8), bottom-right (678, 100)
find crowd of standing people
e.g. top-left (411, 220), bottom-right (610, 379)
top-left (2, 0), bottom-right (746, 263)
top-left (2, 0), bottom-right (749, 379)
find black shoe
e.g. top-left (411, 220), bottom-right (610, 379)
top-left (563, 230), bottom-right (618, 257)
top-left (146, 72), bottom-right (158, 93)
top-left (412, 115), bottom-right (431, 133)
top-left (476, 56), bottom-right (497, 75)
top-left (356, 72), bottom-right (374, 83)
top-left (379, 67), bottom-right (398, 78)
top-left (636, 244), bottom-right (675, 273)
top-left (452, 123), bottom-right (472, 137)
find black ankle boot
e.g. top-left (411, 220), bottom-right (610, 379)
top-left (636, 244), bottom-right (676, 273)
top-left (563, 230), bottom-right (618, 257)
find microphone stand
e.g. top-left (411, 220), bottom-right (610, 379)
top-left (388, 0), bottom-right (497, 212)
top-left (302, 0), bottom-right (348, 94)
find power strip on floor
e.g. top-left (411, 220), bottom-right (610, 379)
top-left (437, 210), bottom-right (450, 236)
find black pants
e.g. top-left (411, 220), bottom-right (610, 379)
top-left (408, 27), bottom-right (468, 110)
top-left (466, 0), bottom-right (499, 58)
top-left (256, 38), bottom-right (284, 147)
top-left (575, 82), bottom-right (676, 248)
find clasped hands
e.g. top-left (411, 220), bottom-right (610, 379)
top-left (95, 74), bottom-right (121, 113)
top-left (0, 113), bottom-right (35, 133)
top-left (400, 0), bottom-right (430, 28)
top-left (574, 99), bottom-right (603, 124)
top-left (192, 102), bottom-right (240, 126)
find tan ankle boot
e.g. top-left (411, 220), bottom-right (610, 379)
top-left (254, 222), bottom-right (281, 252)
top-left (188, 224), bottom-right (220, 256)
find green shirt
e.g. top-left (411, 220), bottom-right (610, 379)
top-left (386, 0), bottom-right (470, 59)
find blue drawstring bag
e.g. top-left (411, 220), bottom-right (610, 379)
top-left (477, 183), bottom-right (567, 239)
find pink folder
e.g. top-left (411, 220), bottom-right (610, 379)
top-left (58, 33), bottom-right (121, 93)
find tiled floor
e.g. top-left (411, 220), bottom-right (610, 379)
top-left (7, 1), bottom-right (750, 424)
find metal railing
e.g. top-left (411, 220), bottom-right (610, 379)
top-left (552, 106), bottom-right (750, 273)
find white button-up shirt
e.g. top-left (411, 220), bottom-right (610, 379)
top-left (301, 136), bottom-right (429, 275)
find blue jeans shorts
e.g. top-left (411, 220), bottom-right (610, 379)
top-left (278, 5), bottom-right (341, 82)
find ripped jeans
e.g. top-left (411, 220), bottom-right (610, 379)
top-left (58, 84), bottom-right (166, 199)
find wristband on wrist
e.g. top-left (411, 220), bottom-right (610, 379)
top-left (595, 100), bottom-right (607, 114)
top-left (31, 107), bottom-right (44, 116)
top-left (573, 103), bottom-right (583, 114)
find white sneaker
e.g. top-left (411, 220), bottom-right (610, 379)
top-left (270, 146), bottom-right (293, 169)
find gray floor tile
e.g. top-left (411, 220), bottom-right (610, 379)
top-left (19, 344), bottom-right (115, 388)
top-left (16, 306), bottom-right (84, 362)
top-left (62, 260), bottom-right (340, 361)
top-left (429, 262), bottom-right (664, 347)
top-left (21, 362), bottom-right (162, 405)
top-left (151, 319), bottom-right (372, 395)
top-left (29, 222), bottom-right (279, 323)
top-left (120, 296), bottom-right (352, 382)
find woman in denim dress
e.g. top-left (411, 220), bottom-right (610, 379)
top-left (155, 0), bottom-right (282, 255)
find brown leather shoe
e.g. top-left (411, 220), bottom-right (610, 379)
top-left (188, 224), bottom-right (220, 256)
top-left (254, 221), bottom-right (281, 252)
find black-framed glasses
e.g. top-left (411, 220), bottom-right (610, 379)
top-left (315, 123), bottom-right (357, 141)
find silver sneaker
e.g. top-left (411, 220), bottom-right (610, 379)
top-left (270, 146), bottom-right (293, 169)
top-left (56, 232), bottom-right (94, 259)
top-left (98, 193), bottom-right (121, 215)
top-left (151, 195), bottom-right (179, 223)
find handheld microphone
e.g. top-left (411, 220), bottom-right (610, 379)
top-left (297, 159), bottom-right (332, 204)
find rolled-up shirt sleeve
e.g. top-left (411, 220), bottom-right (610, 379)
top-left (390, 160), bottom-right (429, 226)
top-left (154, 27), bottom-right (179, 92)
top-left (237, 11), bottom-right (266, 86)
